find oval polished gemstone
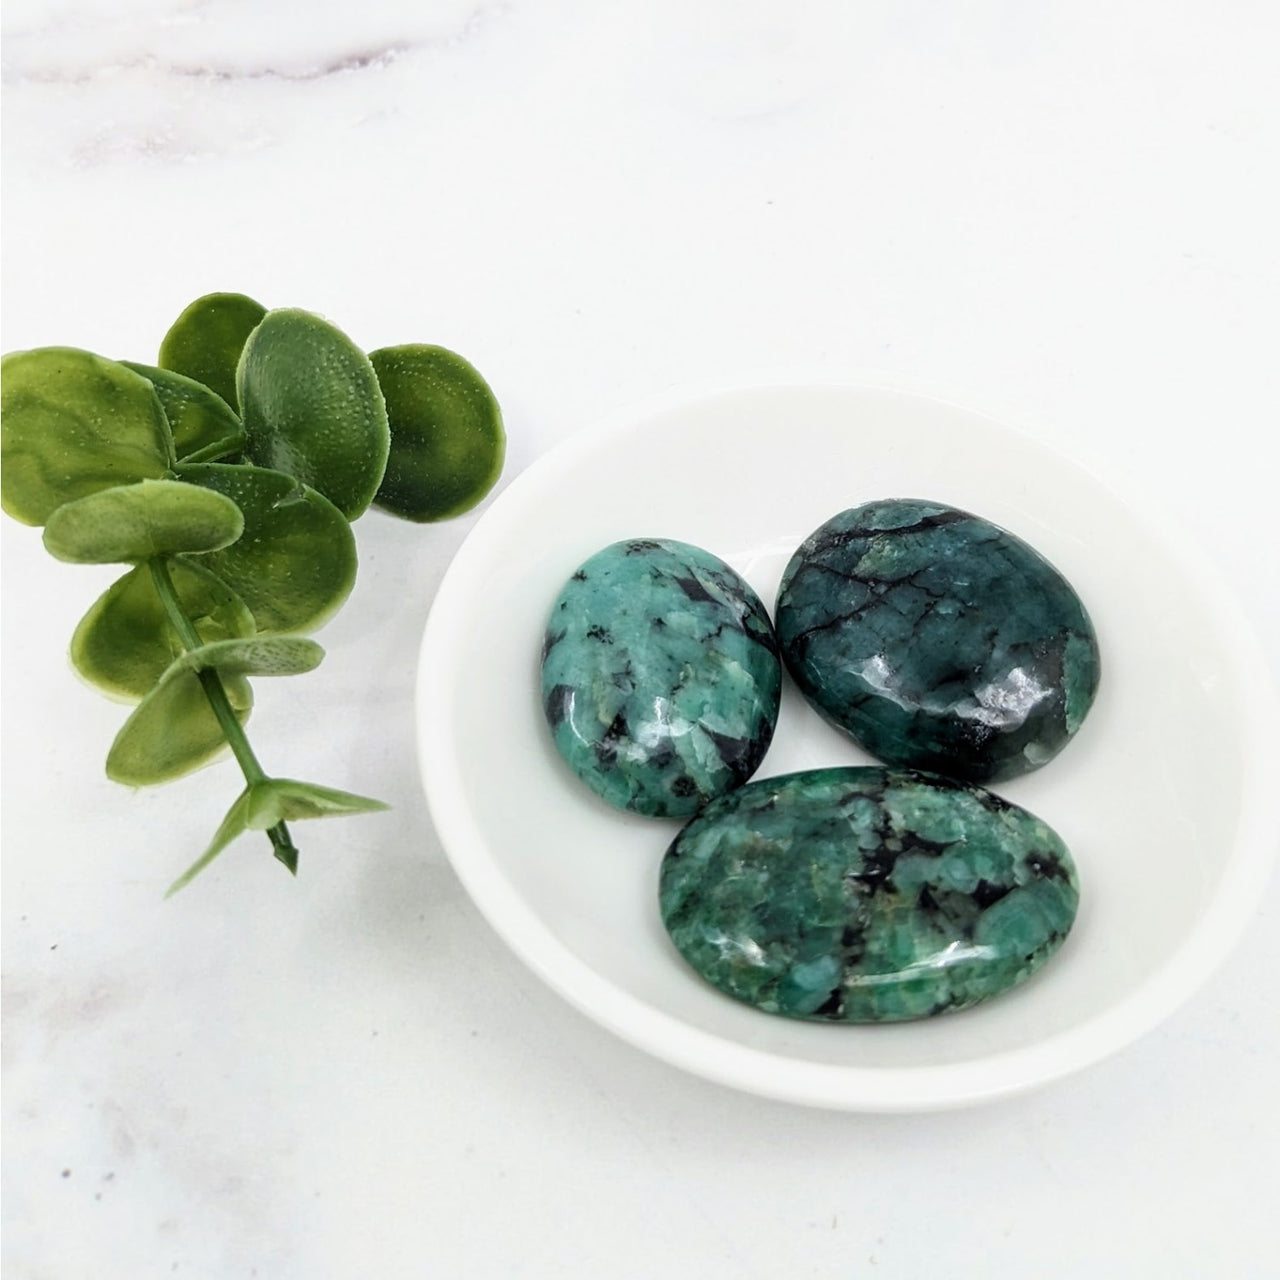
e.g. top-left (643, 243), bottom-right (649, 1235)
top-left (775, 499), bottom-right (1101, 783)
top-left (660, 767), bottom-right (1079, 1022)
top-left (541, 538), bottom-right (782, 818)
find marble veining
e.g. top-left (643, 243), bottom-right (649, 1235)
top-left (1, 0), bottom-right (511, 164)
top-left (2, 3), bottom-right (501, 82)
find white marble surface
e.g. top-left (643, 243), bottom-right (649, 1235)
top-left (3, 3), bottom-right (1278, 1276)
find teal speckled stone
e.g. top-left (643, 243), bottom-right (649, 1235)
top-left (541, 539), bottom-right (781, 818)
top-left (775, 499), bottom-right (1100, 783)
top-left (660, 767), bottom-right (1079, 1022)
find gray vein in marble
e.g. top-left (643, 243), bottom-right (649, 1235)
top-left (5, 43), bottom-right (412, 87)
top-left (2, 1), bottom-right (512, 166)
top-left (2, 2), bottom-right (505, 87)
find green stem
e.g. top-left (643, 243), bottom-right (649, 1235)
top-left (148, 557), bottom-right (299, 874)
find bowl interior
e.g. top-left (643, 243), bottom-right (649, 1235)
top-left (418, 383), bottom-right (1266, 1108)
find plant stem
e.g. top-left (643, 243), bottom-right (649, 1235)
top-left (148, 557), bottom-right (299, 874)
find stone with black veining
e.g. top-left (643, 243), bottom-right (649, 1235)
top-left (659, 766), bottom-right (1079, 1022)
top-left (775, 499), bottom-right (1100, 783)
top-left (541, 538), bottom-right (781, 818)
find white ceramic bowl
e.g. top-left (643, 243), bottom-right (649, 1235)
top-left (416, 380), bottom-right (1278, 1111)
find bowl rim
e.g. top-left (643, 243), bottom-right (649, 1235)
top-left (416, 373), bottom-right (1280, 1111)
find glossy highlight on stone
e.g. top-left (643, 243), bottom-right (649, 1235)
top-left (541, 538), bottom-right (781, 818)
top-left (775, 499), bottom-right (1100, 783)
top-left (659, 767), bottom-right (1079, 1022)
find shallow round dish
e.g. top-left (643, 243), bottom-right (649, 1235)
top-left (417, 379), bottom-right (1278, 1111)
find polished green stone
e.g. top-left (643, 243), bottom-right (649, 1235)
top-left (541, 539), bottom-right (781, 818)
top-left (775, 499), bottom-right (1101, 783)
top-left (659, 766), bottom-right (1079, 1022)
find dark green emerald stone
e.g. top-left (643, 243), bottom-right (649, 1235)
top-left (775, 499), bottom-right (1100, 783)
top-left (660, 767), bottom-right (1079, 1022)
top-left (541, 539), bottom-right (781, 818)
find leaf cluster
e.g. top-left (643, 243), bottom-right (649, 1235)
top-left (1, 294), bottom-right (506, 892)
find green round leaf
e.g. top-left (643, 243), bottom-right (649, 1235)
top-left (370, 345), bottom-right (505, 523)
top-left (43, 479), bottom-right (244, 564)
top-left (106, 664), bottom-right (253, 786)
top-left (172, 636), bottom-right (324, 679)
top-left (158, 292), bottom-right (266, 412)
top-left (122, 362), bottom-right (246, 463)
top-left (176, 463), bottom-right (357, 634)
top-left (71, 560), bottom-right (255, 701)
top-left (1, 348), bottom-right (174, 526)
top-left (237, 309), bottom-right (389, 520)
